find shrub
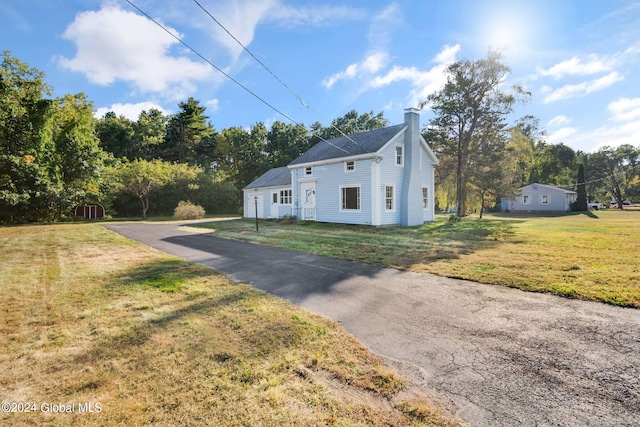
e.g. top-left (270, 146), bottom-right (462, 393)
top-left (173, 201), bottom-right (205, 220)
top-left (280, 214), bottom-right (297, 224)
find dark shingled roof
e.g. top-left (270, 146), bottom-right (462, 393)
top-left (243, 166), bottom-right (291, 190)
top-left (288, 124), bottom-right (406, 166)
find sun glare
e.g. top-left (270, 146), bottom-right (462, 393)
top-left (479, 6), bottom-right (538, 55)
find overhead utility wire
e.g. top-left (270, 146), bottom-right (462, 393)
top-left (192, 0), bottom-right (362, 149)
top-left (124, 0), bottom-right (349, 154)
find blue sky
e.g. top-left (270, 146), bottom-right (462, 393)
top-left (2, 0), bottom-right (639, 153)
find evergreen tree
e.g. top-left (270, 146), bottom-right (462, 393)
top-left (575, 164), bottom-right (588, 211)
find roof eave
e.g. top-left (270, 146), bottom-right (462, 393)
top-left (288, 152), bottom-right (379, 169)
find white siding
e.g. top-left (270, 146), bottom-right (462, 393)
top-left (507, 184), bottom-right (576, 212)
top-left (243, 186), bottom-right (291, 219)
top-left (317, 160), bottom-right (372, 224)
top-left (378, 142), bottom-right (404, 225)
top-left (421, 161), bottom-right (436, 222)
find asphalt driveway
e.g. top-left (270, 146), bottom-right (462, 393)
top-left (103, 222), bottom-right (640, 426)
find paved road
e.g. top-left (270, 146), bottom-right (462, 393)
top-left (104, 222), bottom-right (640, 426)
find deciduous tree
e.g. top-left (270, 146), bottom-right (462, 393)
top-left (421, 50), bottom-right (529, 216)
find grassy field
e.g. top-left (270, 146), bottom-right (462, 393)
top-left (194, 209), bottom-right (640, 308)
top-left (0, 224), bottom-right (458, 426)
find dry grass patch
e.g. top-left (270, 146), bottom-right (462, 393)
top-left (0, 224), bottom-right (459, 426)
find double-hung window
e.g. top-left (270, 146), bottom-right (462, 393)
top-left (385, 186), bottom-right (394, 211)
top-left (422, 187), bottom-right (428, 209)
top-left (395, 144), bottom-right (404, 166)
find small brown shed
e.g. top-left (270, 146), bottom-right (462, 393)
top-left (75, 204), bottom-right (105, 220)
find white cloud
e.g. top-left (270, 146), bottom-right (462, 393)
top-left (208, 0), bottom-right (277, 60)
top-left (322, 52), bottom-right (390, 88)
top-left (321, 4), bottom-right (401, 90)
top-left (547, 115), bottom-right (571, 127)
top-left (542, 71), bottom-right (623, 103)
top-left (580, 120), bottom-right (640, 152)
top-left (94, 102), bottom-right (170, 121)
top-left (369, 44), bottom-right (461, 106)
top-left (608, 97), bottom-right (640, 122)
top-left (58, 4), bottom-right (213, 95)
top-left (367, 3), bottom-right (402, 49)
top-left (536, 55), bottom-right (614, 80)
top-left (324, 43), bottom-right (460, 107)
top-left (205, 98), bottom-right (220, 113)
top-left (546, 126), bottom-right (577, 145)
top-left (204, 0), bottom-right (366, 61)
top-left (269, 3), bottom-right (366, 27)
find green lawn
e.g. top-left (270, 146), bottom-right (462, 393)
top-left (194, 210), bottom-right (640, 307)
top-left (0, 223), bottom-right (458, 426)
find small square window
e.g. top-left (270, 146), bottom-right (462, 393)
top-left (345, 161), bottom-right (355, 172)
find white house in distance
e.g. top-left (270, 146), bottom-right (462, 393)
top-left (501, 183), bottom-right (577, 213)
top-left (243, 108), bottom-right (438, 226)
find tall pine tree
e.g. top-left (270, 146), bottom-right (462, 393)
top-left (575, 164), bottom-right (588, 211)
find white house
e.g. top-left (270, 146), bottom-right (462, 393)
top-left (243, 108), bottom-right (438, 226)
top-left (501, 183), bottom-right (577, 213)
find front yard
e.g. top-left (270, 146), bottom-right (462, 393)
top-left (194, 210), bottom-right (640, 307)
top-left (0, 223), bottom-right (458, 426)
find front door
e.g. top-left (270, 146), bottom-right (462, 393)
top-left (300, 182), bottom-right (316, 220)
top-left (270, 191), bottom-right (279, 218)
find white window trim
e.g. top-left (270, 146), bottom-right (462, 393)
top-left (540, 194), bottom-right (549, 204)
top-left (279, 189), bottom-right (292, 205)
top-left (305, 166), bottom-right (313, 176)
top-left (339, 185), bottom-right (361, 212)
top-left (422, 187), bottom-right (429, 210)
top-left (344, 160), bottom-right (356, 173)
top-left (395, 143), bottom-right (404, 167)
top-left (384, 185), bottom-right (395, 212)
top-left (523, 195), bottom-right (531, 205)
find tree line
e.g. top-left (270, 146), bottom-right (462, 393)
top-left (1, 50), bottom-right (638, 224)
top-left (423, 50), bottom-right (640, 216)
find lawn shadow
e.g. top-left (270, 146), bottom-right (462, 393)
top-left (399, 217), bottom-right (522, 265)
top-left (77, 259), bottom-right (259, 363)
top-left (580, 210), bottom-right (600, 218)
top-left (108, 258), bottom-right (214, 292)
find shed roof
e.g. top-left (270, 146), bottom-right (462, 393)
top-left (288, 124), bottom-right (406, 166)
top-left (243, 166), bottom-right (291, 190)
top-left (521, 183), bottom-right (577, 194)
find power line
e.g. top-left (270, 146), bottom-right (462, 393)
top-left (124, 0), bottom-right (349, 154)
top-left (191, 0), bottom-right (363, 148)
